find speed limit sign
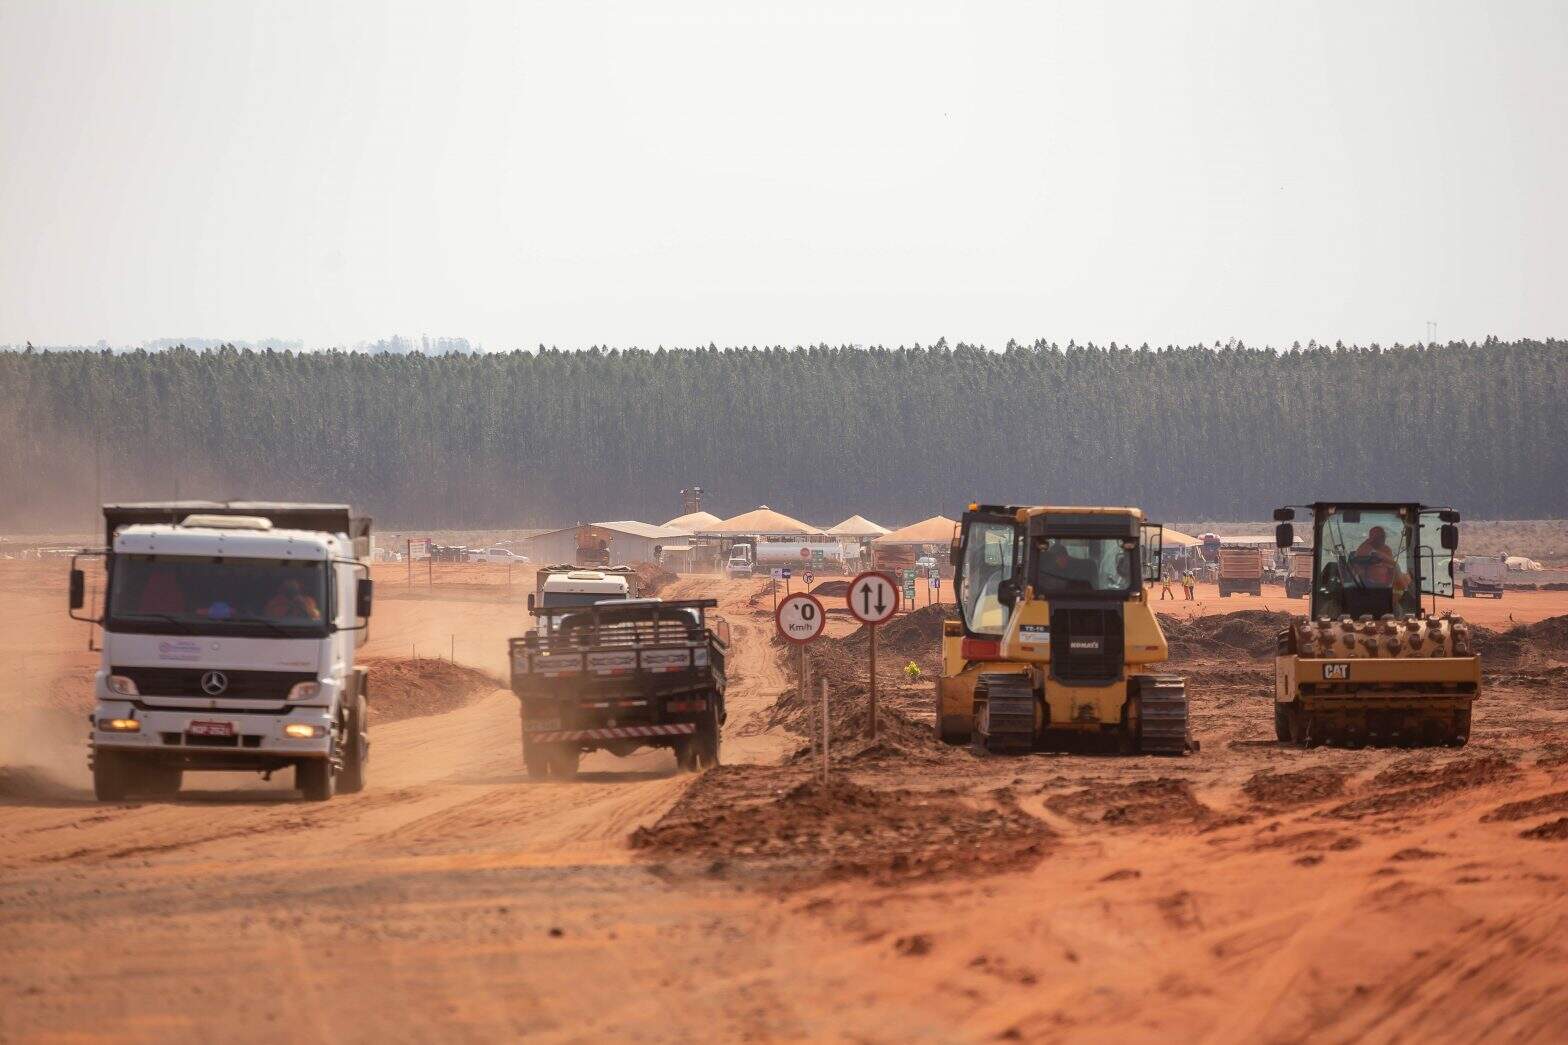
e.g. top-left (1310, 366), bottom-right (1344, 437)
top-left (776, 592), bottom-right (827, 644)
top-left (847, 571), bottom-right (900, 625)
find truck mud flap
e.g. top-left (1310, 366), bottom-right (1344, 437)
top-left (526, 723), bottom-right (697, 743)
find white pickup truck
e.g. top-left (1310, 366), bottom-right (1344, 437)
top-left (70, 502), bottom-right (374, 802)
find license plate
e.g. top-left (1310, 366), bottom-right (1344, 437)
top-left (187, 720), bottom-right (236, 737)
top-left (525, 718), bottom-right (561, 733)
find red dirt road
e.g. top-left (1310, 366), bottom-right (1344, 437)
top-left (2, 560), bottom-right (1567, 1042)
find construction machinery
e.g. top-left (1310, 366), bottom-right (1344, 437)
top-left (940, 504), bottom-right (1194, 755)
top-left (1271, 502), bottom-right (1478, 747)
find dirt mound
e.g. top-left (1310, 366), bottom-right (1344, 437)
top-left (1328, 754), bottom-right (1518, 819)
top-left (1163, 610), bottom-right (1292, 661)
top-left (1520, 817), bottom-right (1568, 840)
top-left (363, 657), bottom-right (499, 724)
top-left (1471, 614), bottom-right (1568, 669)
top-left (851, 605), bottom-right (947, 659)
top-left (631, 772), bottom-right (1052, 885)
top-left (629, 561), bottom-right (678, 598)
top-left (1481, 790), bottom-right (1568, 823)
top-left (1045, 777), bottom-right (1210, 827)
top-left (1242, 766), bottom-right (1347, 808)
top-left (808, 580), bottom-right (850, 599)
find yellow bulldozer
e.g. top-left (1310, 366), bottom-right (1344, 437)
top-left (1271, 502), bottom-right (1479, 746)
top-left (937, 504), bottom-right (1195, 755)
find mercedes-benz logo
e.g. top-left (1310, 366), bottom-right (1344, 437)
top-left (200, 671), bottom-right (229, 696)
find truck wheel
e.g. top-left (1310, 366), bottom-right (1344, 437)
top-left (1274, 702), bottom-right (1291, 743)
top-left (93, 750), bottom-right (133, 802)
top-left (673, 738), bottom-right (699, 773)
top-left (548, 745), bottom-right (580, 780)
top-left (695, 712), bottom-right (721, 770)
top-left (297, 757), bottom-right (335, 801)
top-left (523, 737), bottom-right (550, 779)
top-left (338, 701), bottom-right (368, 794)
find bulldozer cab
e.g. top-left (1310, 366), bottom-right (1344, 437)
top-left (951, 505), bottom-right (1025, 644)
top-left (1274, 502), bottom-right (1459, 620)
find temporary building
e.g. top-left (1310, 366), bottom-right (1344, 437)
top-left (709, 506), bottom-right (823, 536)
top-left (871, 515), bottom-right (958, 575)
top-left (873, 516), bottom-right (959, 546)
top-left (663, 510), bottom-right (724, 533)
top-left (827, 515), bottom-right (891, 537)
top-left (520, 520), bottom-right (690, 565)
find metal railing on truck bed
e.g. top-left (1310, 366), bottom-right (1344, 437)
top-left (511, 599), bottom-right (727, 683)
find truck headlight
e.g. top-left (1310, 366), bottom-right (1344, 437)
top-left (98, 717), bottom-right (141, 732)
top-left (283, 723), bottom-right (324, 739)
top-left (106, 675), bottom-right (139, 696)
top-left (288, 681), bottom-right (322, 701)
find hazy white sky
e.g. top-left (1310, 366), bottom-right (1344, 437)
top-left (1, 0), bottom-right (1564, 350)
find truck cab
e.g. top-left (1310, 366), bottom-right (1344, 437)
top-left (71, 502), bottom-right (373, 802)
top-left (725, 545), bottom-right (754, 578)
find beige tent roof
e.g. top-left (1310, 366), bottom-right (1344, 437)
top-left (1161, 527), bottom-right (1203, 547)
top-left (873, 515), bottom-right (959, 545)
top-left (710, 506), bottom-right (823, 536)
top-left (662, 510), bottom-right (724, 532)
top-left (827, 515), bottom-right (890, 537)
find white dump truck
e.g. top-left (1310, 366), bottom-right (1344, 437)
top-left (70, 502), bottom-right (374, 802)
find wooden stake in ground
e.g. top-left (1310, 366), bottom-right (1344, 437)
top-left (821, 677), bottom-right (829, 783)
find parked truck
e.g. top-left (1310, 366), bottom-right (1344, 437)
top-left (725, 544), bottom-right (754, 578)
top-left (70, 502), bottom-right (374, 802)
top-left (1461, 554), bottom-right (1506, 598)
top-left (509, 598), bottom-right (728, 777)
top-left (1285, 548), bottom-right (1315, 598)
top-left (1217, 543), bottom-right (1264, 597)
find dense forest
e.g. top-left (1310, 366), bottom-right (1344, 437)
top-left (1, 339), bottom-right (1564, 532)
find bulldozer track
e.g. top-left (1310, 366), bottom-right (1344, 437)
top-left (1136, 676), bottom-right (1193, 755)
top-left (974, 674), bottom-right (1035, 755)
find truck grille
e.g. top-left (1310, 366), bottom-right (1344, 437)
top-left (1049, 609), bottom-right (1124, 682)
top-left (112, 667), bottom-right (315, 701)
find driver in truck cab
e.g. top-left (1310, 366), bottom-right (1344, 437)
top-left (264, 578), bottom-right (321, 620)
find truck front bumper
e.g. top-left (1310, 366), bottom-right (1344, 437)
top-left (91, 701), bottom-right (334, 762)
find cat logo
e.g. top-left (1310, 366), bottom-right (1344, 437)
top-left (1322, 663), bottom-right (1350, 681)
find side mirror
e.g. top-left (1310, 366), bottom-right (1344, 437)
top-left (1275, 523), bottom-right (1295, 549)
top-left (1440, 510), bottom-right (1461, 524)
top-left (997, 579), bottom-right (1019, 608)
top-left (355, 578), bottom-right (374, 619)
top-left (1272, 507), bottom-right (1295, 522)
top-left (69, 568), bottom-right (85, 610)
top-left (527, 592), bottom-right (536, 612)
top-left (1440, 524), bottom-right (1459, 551)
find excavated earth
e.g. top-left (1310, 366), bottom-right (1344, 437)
top-left (3, 558), bottom-right (1568, 1042)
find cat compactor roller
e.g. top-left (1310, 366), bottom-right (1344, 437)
top-left (1271, 502), bottom-right (1479, 747)
top-left (942, 505), bottom-right (1195, 755)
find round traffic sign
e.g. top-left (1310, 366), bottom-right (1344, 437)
top-left (776, 592), bottom-right (827, 644)
top-left (847, 570), bottom-right (900, 625)
top-left (799, 546), bottom-right (811, 559)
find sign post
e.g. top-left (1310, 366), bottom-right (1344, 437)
top-left (846, 571), bottom-right (899, 741)
top-left (782, 566), bottom-right (792, 597)
top-left (777, 592), bottom-right (827, 775)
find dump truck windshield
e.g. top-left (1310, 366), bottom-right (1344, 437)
top-left (959, 520), bottom-right (1017, 635)
top-left (107, 555), bottom-right (329, 636)
top-left (1316, 508), bottom-right (1420, 617)
top-left (1031, 537), bottom-right (1135, 597)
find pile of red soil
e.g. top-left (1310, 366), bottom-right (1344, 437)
top-left (631, 771), bottom-right (1052, 885)
top-left (1242, 766), bottom-right (1348, 809)
top-left (1045, 777), bottom-right (1211, 827)
top-left (1328, 754), bottom-right (1517, 820)
top-left (363, 657), bottom-right (499, 724)
top-left (808, 580), bottom-right (850, 599)
top-left (1472, 614), bottom-right (1568, 669)
top-left (1163, 610), bottom-right (1292, 662)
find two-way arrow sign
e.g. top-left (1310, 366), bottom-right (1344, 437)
top-left (847, 570), bottom-right (899, 625)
